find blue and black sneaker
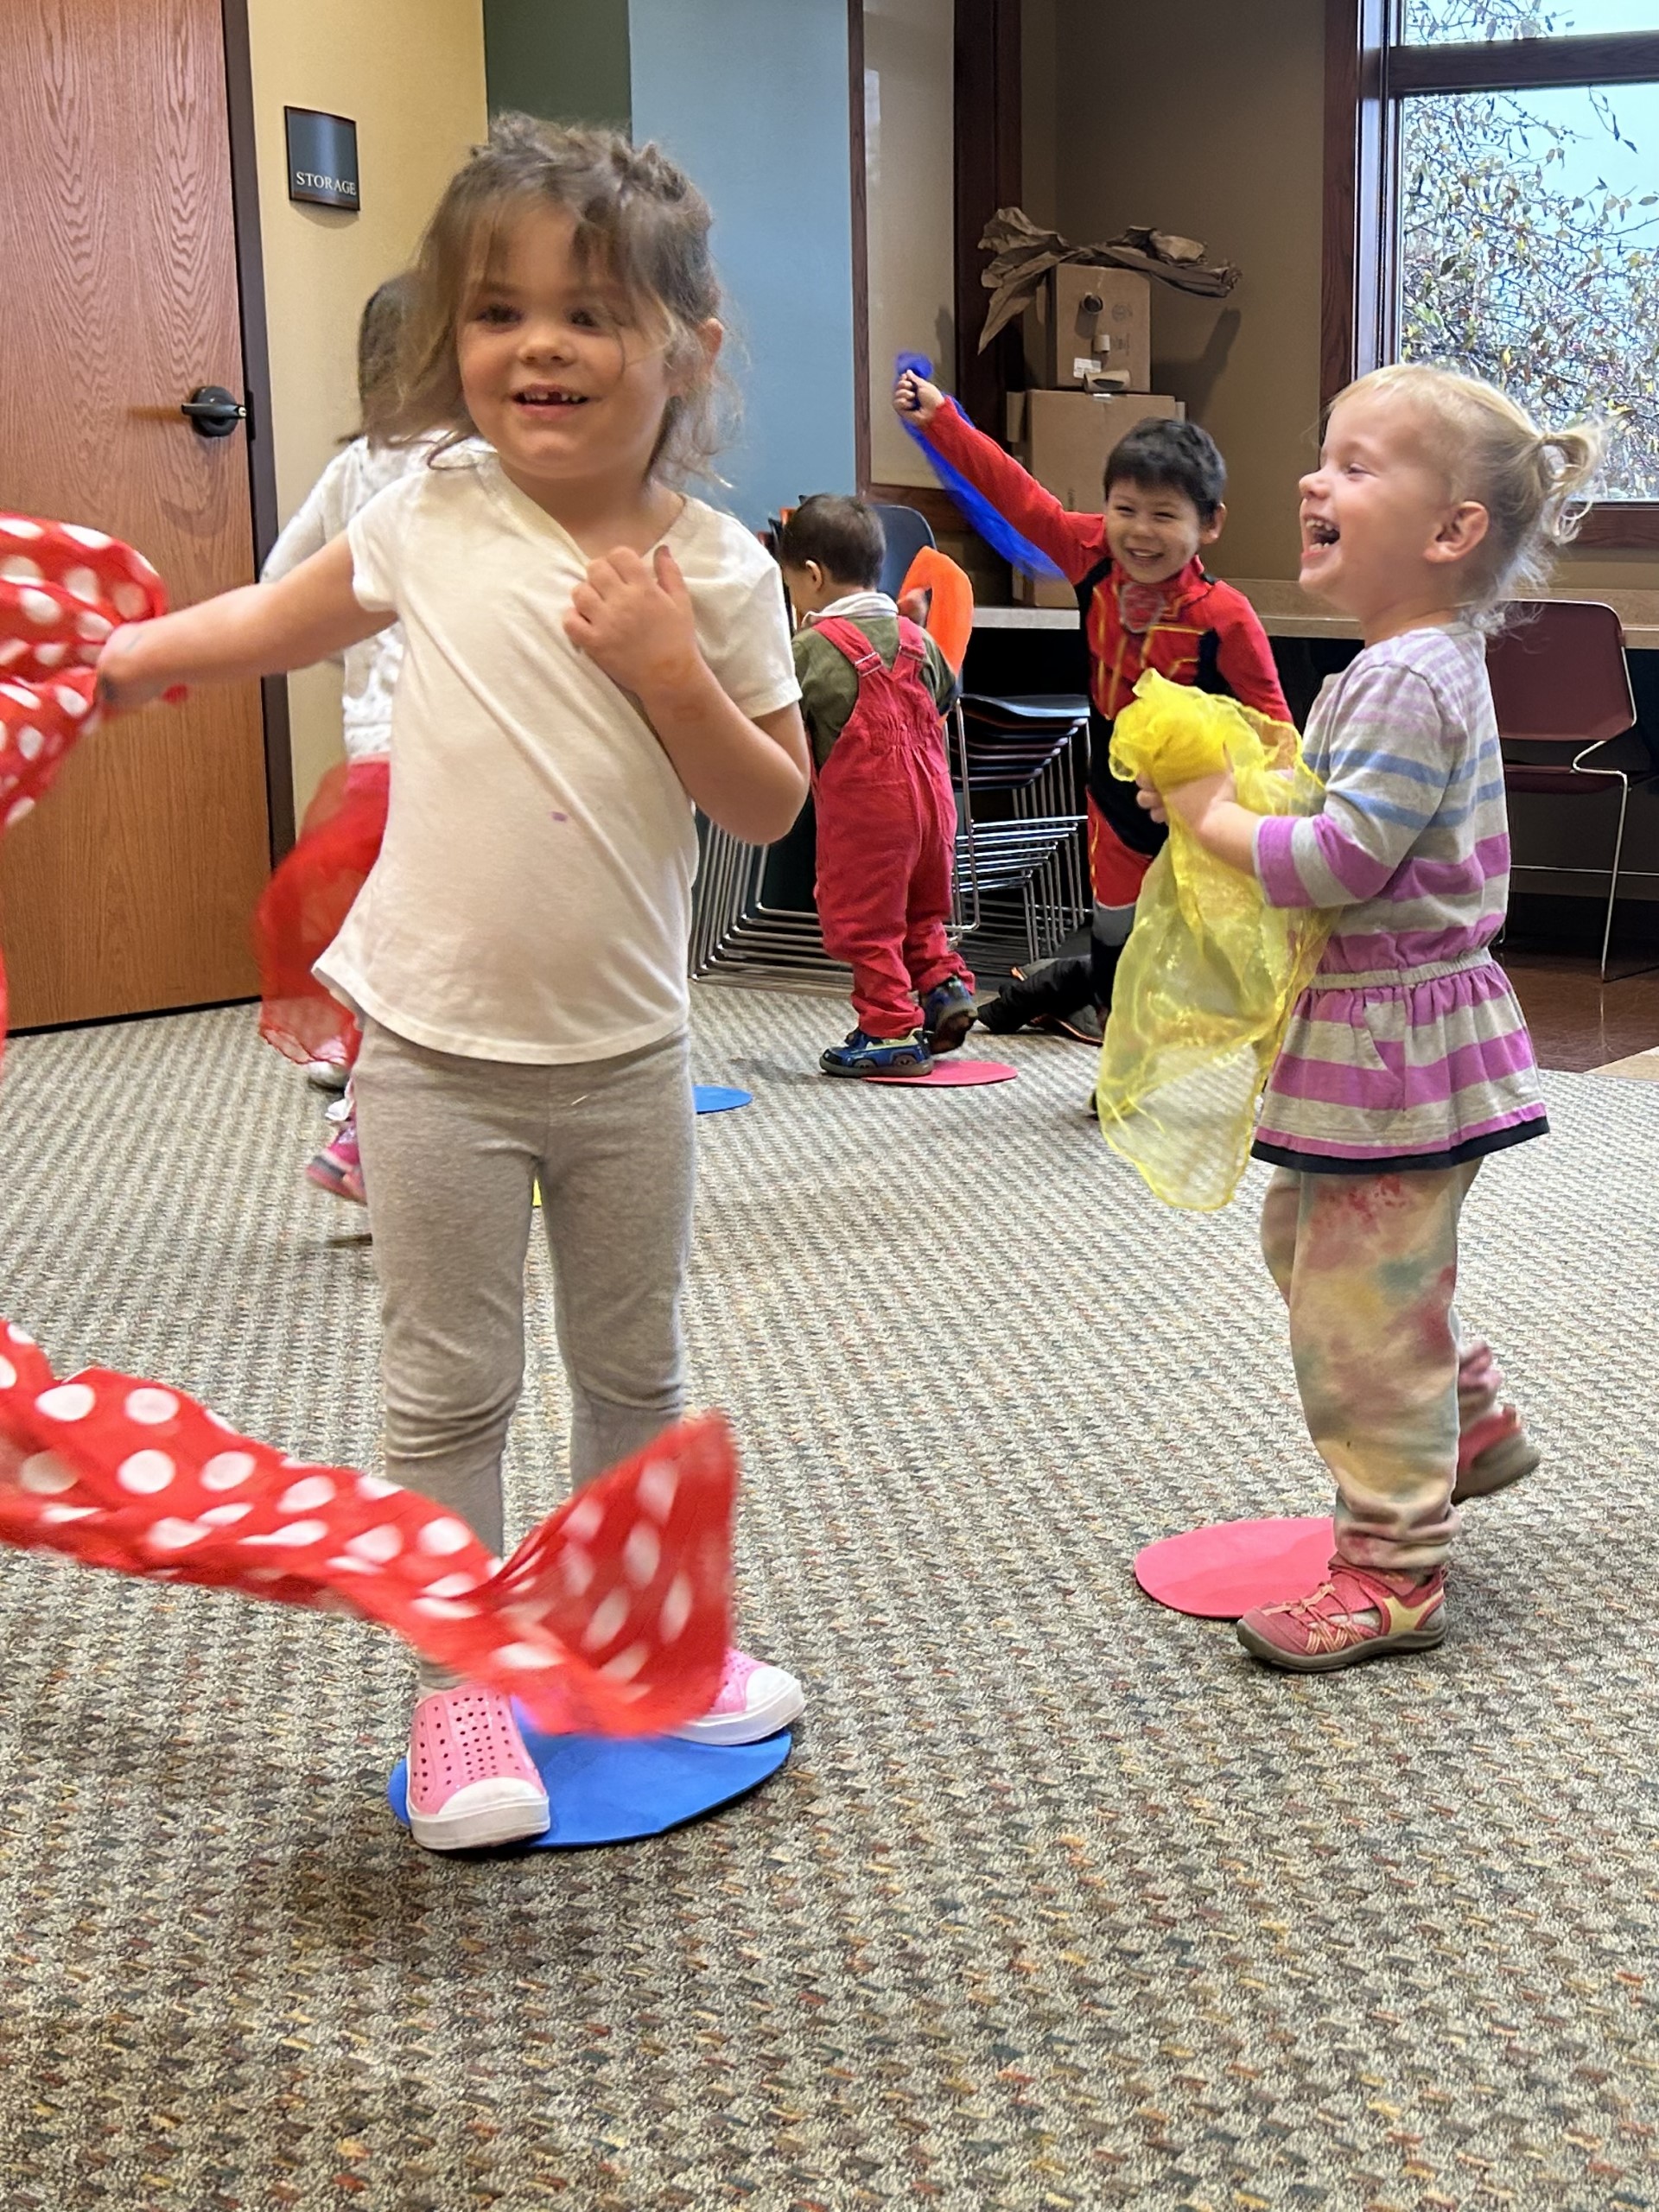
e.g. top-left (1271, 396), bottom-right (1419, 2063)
top-left (919, 974), bottom-right (976, 1055)
top-left (819, 1028), bottom-right (935, 1079)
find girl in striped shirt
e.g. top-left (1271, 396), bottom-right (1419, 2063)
top-left (1140, 365), bottom-right (1601, 1673)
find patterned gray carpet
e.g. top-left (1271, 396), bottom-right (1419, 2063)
top-left (0, 984), bottom-right (1656, 2210)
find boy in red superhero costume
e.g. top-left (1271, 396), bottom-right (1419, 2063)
top-left (893, 371), bottom-right (1289, 1033)
top-left (779, 496), bottom-right (975, 1077)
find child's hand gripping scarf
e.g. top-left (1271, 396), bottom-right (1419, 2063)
top-left (0, 518), bottom-right (734, 1732)
top-left (1096, 671), bottom-right (1333, 1211)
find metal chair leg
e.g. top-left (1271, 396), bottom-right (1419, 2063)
top-left (950, 700), bottom-right (982, 943)
top-left (1568, 740), bottom-right (1631, 981)
top-left (1601, 769), bottom-right (1630, 981)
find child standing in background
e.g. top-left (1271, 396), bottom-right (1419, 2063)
top-left (100, 117), bottom-right (811, 1848)
top-left (258, 273), bottom-right (435, 1205)
top-left (1140, 365), bottom-right (1598, 1672)
top-left (893, 370), bottom-right (1288, 1034)
top-left (779, 495), bottom-right (974, 1077)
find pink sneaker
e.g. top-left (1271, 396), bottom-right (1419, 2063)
top-left (306, 1113), bottom-right (365, 1205)
top-left (406, 1686), bottom-right (550, 1852)
top-left (1236, 1559), bottom-right (1446, 1674)
top-left (1453, 1404), bottom-right (1539, 1502)
top-left (672, 1647), bottom-right (804, 1745)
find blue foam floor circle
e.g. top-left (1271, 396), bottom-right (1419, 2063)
top-left (694, 1084), bottom-right (753, 1114)
top-left (389, 1722), bottom-right (791, 1848)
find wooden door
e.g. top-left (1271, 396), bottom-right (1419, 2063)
top-left (0, 0), bottom-right (270, 1027)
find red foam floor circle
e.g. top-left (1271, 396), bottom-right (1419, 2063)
top-left (1134, 1515), bottom-right (1335, 1619)
top-left (868, 1058), bottom-right (1018, 1088)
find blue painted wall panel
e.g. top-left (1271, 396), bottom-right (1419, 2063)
top-left (626, 0), bottom-right (857, 526)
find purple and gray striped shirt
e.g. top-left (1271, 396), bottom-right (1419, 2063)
top-left (1248, 621), bottom-right (1544, 1173)
top-left (1254, 623), bottom-right (1506, 966)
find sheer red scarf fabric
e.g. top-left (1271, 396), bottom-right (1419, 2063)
top-left (253, 754), bottom-right (389, 1067)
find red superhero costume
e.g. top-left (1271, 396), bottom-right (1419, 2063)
top-left (810, 613), bottom-right (972, 1039)
top-left (924, 401), bottom-right (1290, 908)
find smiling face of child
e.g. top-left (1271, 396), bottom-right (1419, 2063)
top-left (456, 200), bottom-right (712, 514)
top-left (1299, 388), bottom-right (1490, 634)
top-left (1103, 476), bottom-right (1223, 587)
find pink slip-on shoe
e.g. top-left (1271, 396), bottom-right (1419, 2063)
top-left (406, 1686), bottom-right (550, 1851)
top-left (671, 1647), bottom-right (805, 1745)
top-left (305, 1115), bottom-right (365, 1206)
top-left (1452, 1344), bottom-right (1538, 1502)
top-left (1236, 1559), bottom-right (1446, 1674)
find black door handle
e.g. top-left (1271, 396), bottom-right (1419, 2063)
top-left (181, 385), bottom-right (249, 438)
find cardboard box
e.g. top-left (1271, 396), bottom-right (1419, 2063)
top-left (1026, 264), bottom-right (1153, 394)
top-left (1007, 388), bottom-right (1185, 505)
top-left (1013, 568), bottom-right (1082, 611)
top-left (1006, 389), bottom-right (1186, 607)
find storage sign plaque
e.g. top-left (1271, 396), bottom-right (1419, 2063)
top-left (285, 108), bottom-right (359, 212)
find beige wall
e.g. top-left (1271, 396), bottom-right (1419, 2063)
top-left (246, 0), bottom-right (487, 814)
top-left (1052, 0), bottom-right (1324, 582)
top-left (864, 0), bottom-right (957, 486)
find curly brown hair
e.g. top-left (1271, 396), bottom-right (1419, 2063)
top-left (367, 113), bottom-right (732, 485)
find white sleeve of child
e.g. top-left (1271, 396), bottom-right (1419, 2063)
top-left (344, 474), bottom-right (422, 616)
top-left (700, 566), bottom-right (803, 722)
top-left (260, 448), bottom-right (359, 583)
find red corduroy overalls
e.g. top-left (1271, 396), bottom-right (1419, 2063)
top-left (810, 615), bottom-right (973, 1039)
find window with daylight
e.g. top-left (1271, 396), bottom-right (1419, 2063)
top-left (1326, 1), bottom-right (1659, 539)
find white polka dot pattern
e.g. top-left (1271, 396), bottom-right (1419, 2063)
top-left (0, 1324), bottom-right (735, 1738)
top-left (0, 516), bottom-right (171, 1078)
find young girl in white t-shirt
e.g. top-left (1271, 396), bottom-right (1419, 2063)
top-left (98, 116), bottom-right (813, 1853)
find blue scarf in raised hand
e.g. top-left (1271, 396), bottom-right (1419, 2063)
top-left (893, 353), bottom-right (1065, 582)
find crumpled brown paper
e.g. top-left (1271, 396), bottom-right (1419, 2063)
top-left (977, 207), bottom-right (1241, 352)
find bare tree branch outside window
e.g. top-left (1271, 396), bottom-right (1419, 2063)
top-left (1398, 0), bottom-right (1659, 496)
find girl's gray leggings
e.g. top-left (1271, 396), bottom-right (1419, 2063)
top-left (353, 1019), bottom-right (695, 1563)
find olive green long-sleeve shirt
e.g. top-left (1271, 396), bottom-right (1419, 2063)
top-left (793, 606), bottom-right (957, 771)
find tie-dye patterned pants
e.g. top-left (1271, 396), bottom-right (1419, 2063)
top-left (1260, 1162), bottom-right (1514, 1573)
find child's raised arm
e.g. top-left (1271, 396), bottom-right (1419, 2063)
top-left (893, 378), bottom-right (1096, 584)
top-left (96, 537), bottom-right (391, 713)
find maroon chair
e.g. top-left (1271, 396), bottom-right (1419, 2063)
top-left (1485, 601), bottom-right (1641, 978)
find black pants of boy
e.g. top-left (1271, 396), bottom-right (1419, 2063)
top-left (982, 930), bottom-right (1120, 1029)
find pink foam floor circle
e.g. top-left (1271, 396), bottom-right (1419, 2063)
top-left (1134, 1515), bottom-right (1336, 1619)
top-left (869, 1058), bottom-right (1018, 1089)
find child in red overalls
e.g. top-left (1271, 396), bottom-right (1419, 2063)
top-left (779, 496), bottom-right (974, 1077)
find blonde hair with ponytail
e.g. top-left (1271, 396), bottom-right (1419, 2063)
top-left (1335, 364), bottom-right (1605, 630)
